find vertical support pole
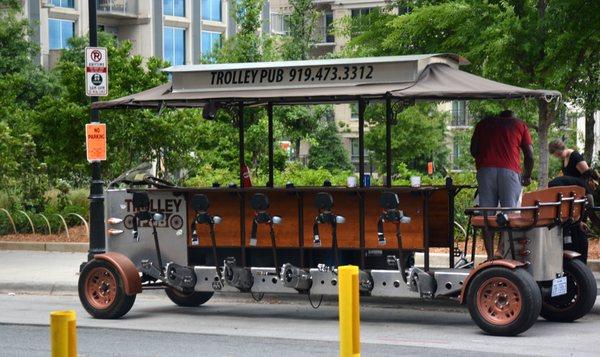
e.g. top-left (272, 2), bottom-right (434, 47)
top-left (298, 192), bottom-right (304, 268)
top-left (423, 191), bottom-right (430, 271)
top-left (267, 102), bottom-right (274, 188)
top-left (238, 103), bottom-right (246, 265)
top-left (446, 177), bottom-right (455, 268)
top-left (87, 0), bottom-right (105, 260)
top-left (385, 96), bottom-right (392, 187)
top-left (339, 265), bottom-right (360, 357)
top-left (50, 310), bottom-right (77, 357)
top-left (358, 99), bottom-right (365, 187)
top-left (358, 99), bottom-right (366, 268)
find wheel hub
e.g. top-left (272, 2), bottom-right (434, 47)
top-left (85, 267), bottom-right (117, 310)
top-left (477, 277), bottom-right (522, 325)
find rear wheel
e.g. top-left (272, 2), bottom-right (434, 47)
top-left (165, 288), bottom-right (214, 307)
top-left (541, 258), bottom-right (597, 322)
top-left (467, 267), bottom-right (541, 336)
top-left (78, 259), bottom-right (136, 319)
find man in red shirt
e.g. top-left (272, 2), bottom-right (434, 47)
top-left (470, 110), bottom-right (534, 209)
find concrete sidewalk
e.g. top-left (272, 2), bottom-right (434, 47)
top-left (1, 250), bottom-right (599, 297)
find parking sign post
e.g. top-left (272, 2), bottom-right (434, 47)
top-left (87, 0), bottom-right (106, 261)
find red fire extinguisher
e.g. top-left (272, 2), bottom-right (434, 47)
top-left (241, 163), bottom-right (252, 188)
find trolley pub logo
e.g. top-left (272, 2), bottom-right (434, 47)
top-left (123, 197), bottom-right (184, 231)
top-left (170, 58), bottom-right (420, 92)
top-left (209, 64), bottom-right (375, 86)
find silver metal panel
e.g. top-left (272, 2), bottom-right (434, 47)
top-left (250, 268), bottom-right (300, 294)
top-left (194, 266), bottom-right (238, 292)
top-left (106, 189), bottom-right (188, 270)
top-left (370, 270), bottom-right (411, 297)
top-left (433, 269), bottom-right (469, 296)
top-left (309, 269), bottom-right (339, 296)
top-left (501, 226), bottom-right (563, 281)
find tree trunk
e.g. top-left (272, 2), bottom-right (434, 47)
top-left (537, 100), bottom-right (555, 187)
top-left (584, 104), bottom-right (596, 164)
top-left (295, 138), bottom-right (301, 161)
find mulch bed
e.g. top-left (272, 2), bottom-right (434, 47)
top-left (0, 226), bottom-right (88, 243)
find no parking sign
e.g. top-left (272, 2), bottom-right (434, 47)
top-left (85, 47), bottom-right (108, 96)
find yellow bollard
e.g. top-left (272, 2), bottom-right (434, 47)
top-left (50, 310), bottom-right (77, 357)
top-left (338, 265), bottom-right (360, 357)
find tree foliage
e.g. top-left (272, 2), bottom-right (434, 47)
top-left (343, 0), bottom-right (600, 185)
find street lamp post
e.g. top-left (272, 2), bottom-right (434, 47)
top-left (87, 0), bottom-right (106, 260)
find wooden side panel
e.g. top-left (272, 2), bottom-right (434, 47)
top-left (244, 191), bottom-right (300, 248)
top-left (185, 187), bottom-right (451, 250)
top-left (428, 190), bottom-right (450, 248)
top-left (302, 191), bottom-right (361, 248)
top-left (364, 191), bottom-right (425, 250)
top-left (187, 192), bottom-right (241, 248)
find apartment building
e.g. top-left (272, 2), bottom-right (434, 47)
top-left (22, 0), bottom-right (233, 68)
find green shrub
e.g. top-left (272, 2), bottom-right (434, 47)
top-left (0, 191), bottom-right (13, 210)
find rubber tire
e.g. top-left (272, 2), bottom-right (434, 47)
top-left (78, 259), bottom-right (136, 319)
top-left (540, 258), bottom-right (597, 322)
top-left (165, 288), bottom-right (214, 307)
top-left (467, 267), bottom-right (541, 336)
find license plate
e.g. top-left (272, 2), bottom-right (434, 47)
top-left (551, 276), bottom-right (568, 297)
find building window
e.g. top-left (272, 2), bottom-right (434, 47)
top-left (351, 8), bottom-right (372, 17)
top-left (451, 100), bottom-right (469, 126)
top-left (163, 27), bottom-right (186, 65)
top-left (49, 19), bottom-right (75, 49)
top-left (452, 140), bottom-right (461, 170)
top-left (202, 0), bottom-right (222, 21)
top-left (325, 11), bottom-right (334, 43)
top-left (202, 31), bottom-right (222, 55)
top-left (350, 138), bottom-right (360, 162)
top-left (51, 0), bottom-right (74, 8)
top-left (163, 0), bottom-right (185, 17)
top-left (350, 103), bottom-right (358, 120)
top-left (270, 13), bottom-right (289, 34)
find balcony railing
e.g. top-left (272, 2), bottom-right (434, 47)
top-left (97, 0), bottom-right (137, 15)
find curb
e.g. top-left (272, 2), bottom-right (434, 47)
top-left (0, 241), bottom-right (87, 253)
top-left (1, 241), bottom-right (599, 272)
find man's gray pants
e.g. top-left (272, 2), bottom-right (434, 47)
top-left (476, 167), bottom-right (522, 208)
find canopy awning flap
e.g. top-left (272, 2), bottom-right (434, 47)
top-left (91, 63), bottom-right (561, 110)
top-left (389, 64), bottom-right (561, 100)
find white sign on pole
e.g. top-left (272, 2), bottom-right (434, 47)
top-left (85, 47), bottom-right (108, 97)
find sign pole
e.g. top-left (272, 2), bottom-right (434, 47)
top-left (87, 0), bottom-right (105, 260)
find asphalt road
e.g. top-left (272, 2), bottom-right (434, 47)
top-left (0, 293), bottom-right (599, 356)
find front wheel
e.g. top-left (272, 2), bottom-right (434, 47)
top-left (78, 259), bottom-right (136, 319)
top-left (467, 267), bottom-right (541, 336)
top-left (541, 258), bottom-right (597, 322)
top-left (165, 288), bottom-right (214, 307)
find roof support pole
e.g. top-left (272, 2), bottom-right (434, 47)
top-left (87, 0), bottom-right (105, 261)
top-left (238, 102), bottom-right (246, 266)
top-left (358, 98), bottom-right (366, 268)
top-left (267, 102), bottom-right (274, 188)
top-left (358, 98), bottom-right (366, 187)
top-left (385, 95), bottom-right (392, 187)
top-left (238, 103), bottom-right (245, 187)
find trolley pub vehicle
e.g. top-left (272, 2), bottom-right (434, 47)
top-left (79, 54), bottom-right (597, 336)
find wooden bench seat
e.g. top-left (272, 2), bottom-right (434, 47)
top-left (468, 186), bottom-right (586, 229)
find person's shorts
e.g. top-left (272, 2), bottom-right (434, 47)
top-left (476, 167), bottom-right (522, 207)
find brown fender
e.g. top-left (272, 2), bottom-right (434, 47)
top-left (94, 252), bottom-right (142, 295)
top-left (458, 259), bottom-right (526, 304)
top-left (563, 250), bottom-right (581, 260)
